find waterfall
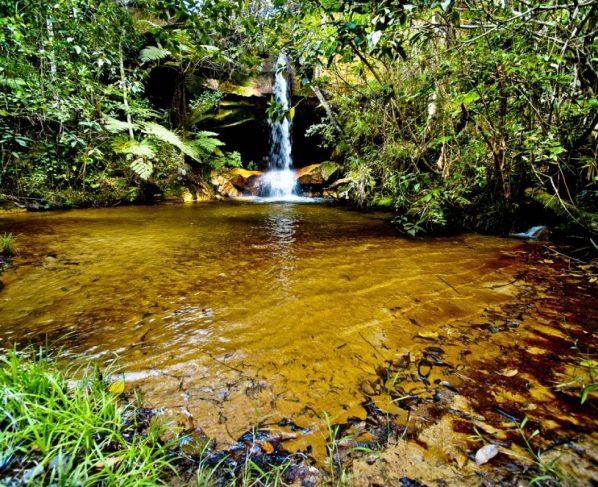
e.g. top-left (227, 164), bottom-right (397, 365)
top-left (261, 53), bottom-right (297, 199)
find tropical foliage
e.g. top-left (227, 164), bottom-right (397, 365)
top-left (0, 0), bottom-right (254, 207)
top-left (271, 0), bottom-right (598, 235)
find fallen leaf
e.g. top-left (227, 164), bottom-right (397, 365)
top-left (498, 368), bottom-right (518, 377)
top-left (257, 441), bottom-right (274, 454)
top-left (108, 380), bottom-right (125, 394)
top-left (417, 331), bottom-right (439, 340)
top-left (543, 259), bottom-right (554, 264)
top-left (475, 443), bottom-right (499, 465)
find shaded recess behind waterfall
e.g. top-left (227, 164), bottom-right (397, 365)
top-left (145, 64), bottom-right (331, 170)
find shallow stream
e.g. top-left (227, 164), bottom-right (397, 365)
top-left (1, 202), bottom-right (596, 483)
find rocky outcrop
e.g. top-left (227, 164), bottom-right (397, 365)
top-left (210, 162), bottom-right (341, 199)
top-left (211, 168), bottom-right (263, 197)
top-left (296, 162), bottom-right (339, 187)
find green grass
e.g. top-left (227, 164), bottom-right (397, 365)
top-left (555, 349), bottom-right (598, 404)
top-left (516, 416), bottom-right (565, 485)
top-left (0, 347), bottom-right (175, 486)
top-left (0, 232), bottom-right (16, 256)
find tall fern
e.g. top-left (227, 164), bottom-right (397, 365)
top-left (103, 116), bottom-right (225, 179)
top-left (139, 46), bottom-right (171, 64)
top-left (190, 131), bottom-right (225, 155)
top-left (130, 158), bottom-right (153, 180)
top-left (103, 116), bottom-right (134, 134)
top-left (143, 122), bottom-right (201, 161)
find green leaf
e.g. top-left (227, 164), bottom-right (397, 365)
top-left (139, 46), bottom-right (171, 63)
top-left (112, 138), bottom-right (156, 159)
top-left (368, 31), bottom-right (382, 50)
top-left (103, 116), bottom-right (135, 134)
top-left (130, 158), bottom-right (153, 180)
top-left (461, 90), bottom-right (480, 107)
top-left (581, 383), bottom-right (597, 404)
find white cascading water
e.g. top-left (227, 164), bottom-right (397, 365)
top-left (261, 53), bottom-right (297, 199)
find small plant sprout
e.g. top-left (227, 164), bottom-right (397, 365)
top-left (517, 416), bottom-right (565, 485)
top-left (1, 232), bottom-right (16, 256)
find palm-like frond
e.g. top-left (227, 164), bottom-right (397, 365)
top-left (169, 30), bottom-right (194, 52)
top-left (103, 116), bottom-right (135, 134)
top-left (111, 137), bottom-right (156, 159)
top-left (191, 131), bottom-right (225, 154)
top-left (143, 122), bottom-right (200, 161)
top-left (130, 158), bottom-right (153, 180)
top-left (140, 46), bottom-right (171, 64)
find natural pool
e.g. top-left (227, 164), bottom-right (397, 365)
top-left (0, 202), bottom-right (596, 484)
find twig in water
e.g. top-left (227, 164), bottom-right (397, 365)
top-left (206, 353), bottom-right (246, 374)
top-left (358, 332), bottom-right (384, 359)
top-left (436, 275), bottom-right (461, 295)
top-left (543, 246), bottom-right (583, 263)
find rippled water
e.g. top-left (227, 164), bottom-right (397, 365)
top-left (2, 202), bottom-right (591, 463)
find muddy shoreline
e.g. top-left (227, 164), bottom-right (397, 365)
top-left (10, 244), bottom-right (585, 486)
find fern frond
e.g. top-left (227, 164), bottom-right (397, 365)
top-left (195, 130), bottom-right (220, 138)
top-left (198, 45), bottom-right (221, 53)
top-left (112, 137), bottom-right (156, 158)
top-left (142, 122), bottom-right (200, 161)
top-left (130, 158), bottom-right (153, 180)
top-left (134, 19), bottom-right (164, 34)
top-left (191, 131), bottom-right (225, 154)
top-left (169, 30), bottom-right (194, 52)
top-left (140, 46), bottom-right (171, 63)
top-left (103, 116), bottom-right (135, 133)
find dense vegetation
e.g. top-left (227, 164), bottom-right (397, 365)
top-left (1, 0), bottom-right (597, 237)
top-left (277, 1), bottom-right (598, 236)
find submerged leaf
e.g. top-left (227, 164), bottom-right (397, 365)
top-left (498, 368), bottom-right (519, 377)
top-left (417, 331), bottom-right (439, 340)
top-left (475, 443), bottom-right (499, 465)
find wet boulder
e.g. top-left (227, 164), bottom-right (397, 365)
top-left (211, 168), bottom-right (263, 197)
top-left (296, 162), bottom-right (339, 186)
top-left (297, 164), bottom-right (324, 186)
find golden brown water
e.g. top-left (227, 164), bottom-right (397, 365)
top-left (0, 202), bottom-right (595, 477)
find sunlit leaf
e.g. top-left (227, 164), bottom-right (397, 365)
top-left (108, 380), bottom-right (125, 394)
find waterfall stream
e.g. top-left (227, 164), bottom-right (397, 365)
top-left (261, 53), bottom-right (297, 199)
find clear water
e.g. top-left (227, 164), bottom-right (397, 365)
top-left (0, 202), bottom-right (594, 464)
